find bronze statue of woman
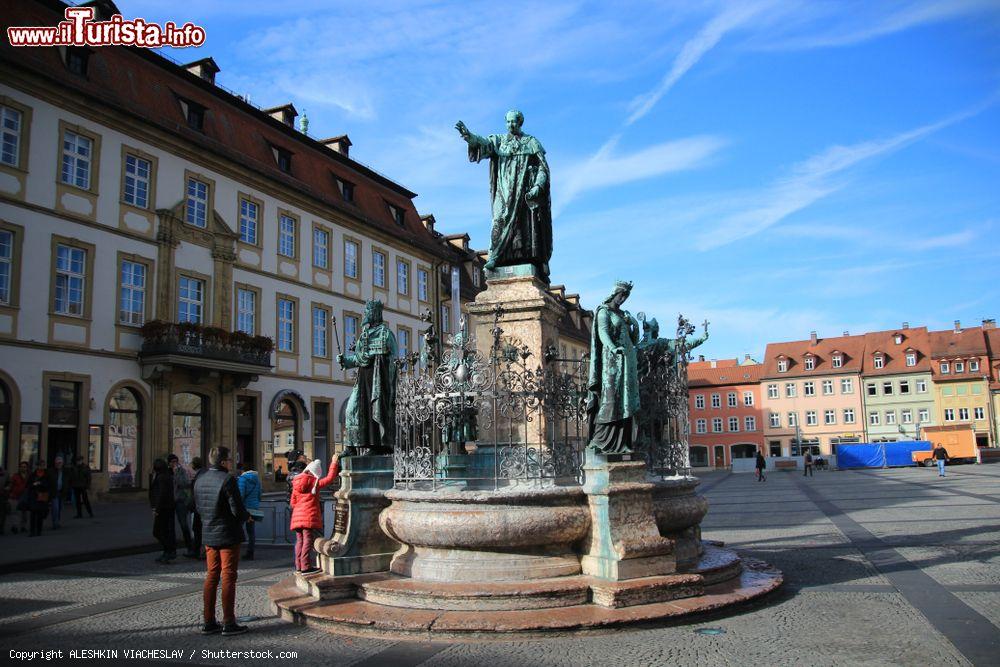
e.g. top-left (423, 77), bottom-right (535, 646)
top-left (585, 281), bottom-right (641, 454)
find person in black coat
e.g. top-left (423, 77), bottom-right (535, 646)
top-left (193, 446), bottom-right (251, 636)
top-left (189, 456), bottom-right (206, 559)
top-left (755, 451), bottom-right (767, 482)
top-left (27, 467), bottom-right (51, 536)
top-left (149, 458), bottom-right (177, 563)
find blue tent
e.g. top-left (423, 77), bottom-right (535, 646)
top-left (835, 441), bottom-right (932, 469)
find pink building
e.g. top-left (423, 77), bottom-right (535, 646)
top-left (688, 358), bottom-right (764, 468)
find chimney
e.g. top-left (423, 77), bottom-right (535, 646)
top-left (843, 331), bottom-right (849, 337)
top-left (321, 135), bottom-right (352, 157)
top-left (954, 320), bottom-right (961, 332)
top-left (810, 331), bottom-right (818, 345)
top-left (710, 359), bottom-right (717, 369)
top-left (420, 214), bottom-right (435, 234)
top-left (745, 353), bottom-right (751, 361)
top-left (983, 318), bottom-right (996, 330)
top-left (183, 57), bottom-right (220, 85)
top-left (902, 321), bottom-right (909, 329)
top-left (264, 103), bottom-right (298, 127)
top-left (698, 355), bottom-right (706, 362)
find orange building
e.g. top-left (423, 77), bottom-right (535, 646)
top-left (688, 357), bottom-right (764, 468)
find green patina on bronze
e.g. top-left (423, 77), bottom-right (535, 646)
top-left (586, 281), bottom-right (641, 454)
top-left (456, 110), bottom-right (552, 282)
top-left (637, 316), bottom-right (709, 375)
top-left (338, 299), bottom-right (398, 455)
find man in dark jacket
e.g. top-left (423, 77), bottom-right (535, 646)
top-left (47, 455), bottom-right (72, 529)
top-left (193, 446), bottom-right (251, 636)
top-left (149, 458), bottom-right (177, 562)
top-left (71, 455), bottom-right (94, 518)
top-left (932, 444), bottom-right (950, 477)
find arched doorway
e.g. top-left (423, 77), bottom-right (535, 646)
top-left (731, 443), bottom-right (758, 460)
top-left (171, 392), bottom-right (206, 477)
top-left (690, 446), bottom-right (709, 468)
top-left (271, 398), bottom-right (300, 482)
top-left (107, 386), bottom-right (143, 489)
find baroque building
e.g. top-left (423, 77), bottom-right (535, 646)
top-left (687, 357), bottom-right (764, 468)
top-left (859, 326), bottom-right (936, 443)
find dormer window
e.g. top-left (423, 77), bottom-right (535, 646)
top-left (970, 359), bottom-right (980, 372)
top-left (65, 47), bottom-right (91, 76)
top-left (873, 355), bottom-right (884, 369)
top-left (778, 359), bottom-right (788, 373)
top-left (955, 361), bottom-right (964, 373)
top-left (832, 354), bottom-right (843, 368)
top-left (273, 146), bottom-right (292, 173)
top-left (177, 96), bottom-right (207, 132)
top-left (333, 176), bottom-right (355, 203)
top-left (940, 362), bottom-right (950, 374)
top-left (905, 352), bottom-right (916, 367)
top-left (804, 356), bottom-right (815, 371)
top-left (387, 203), bottom-right (405, 227)
top-left (894, 333), bottom-right (903, 345)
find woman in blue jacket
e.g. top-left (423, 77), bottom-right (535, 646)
top-left (237, 461), bottom-right (261, 560)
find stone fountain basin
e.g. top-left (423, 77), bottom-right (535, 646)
top-left (650, 476), bottom-right (709, 534)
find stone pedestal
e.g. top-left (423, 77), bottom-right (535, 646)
top-left (314, 455), bottom-right (399, 576)
top-left (580, 449), bottom-right (677, 580)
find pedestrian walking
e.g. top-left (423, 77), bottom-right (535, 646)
top-left (237, 461), bottom-right (261, 561)
top-left (149, 458), bottom-right (177, 562)
top-left (47, 455), bottom-right (71, 529)
top-left (755, 451), bottom-right (767, 482)
top-left (166, 454), bottom-right (196, 558)
top-left (932, 444), bottom-right (950, 477)
top-left (289, 455), bottom-right (340, 574)
top-left (10, 461), bottom-right (30, 534)
top-left (803, 451), bottom-right (814, 477)
top-left (28, 466), bottom-right (51, 537)
top-left (193, 446), bottom-right (252, 636)
top-left (190, 456), bottom-right (206, 559)
top-left (71, 455), bottom-right (94, 518)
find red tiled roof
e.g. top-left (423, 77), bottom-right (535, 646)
top-left (762, 333), bottom-right (866, 378)
top-left (688, 362), bottom-right (763, 387)
top-left (1, 0), bottom-right (449, 258)
top-left (861, 327), bottom-right (931, 376)
top-left (928, 326), bottom-right (989, 382)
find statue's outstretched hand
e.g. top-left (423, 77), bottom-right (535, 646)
top-left (455, 120), bottom-right (470, 140)
top-left (336, 353), bottom-right (345, 368)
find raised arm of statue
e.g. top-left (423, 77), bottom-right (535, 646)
top-left (455, 120), bottom-right (494, 158)
top-left (686, 331), bottom-right (709, 351)
top-left (338, 352), bottom-right (359, 370)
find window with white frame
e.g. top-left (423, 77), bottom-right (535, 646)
top-left (313, 228), bottom-right (329, 269)
top-left (883, 381), bottom-right (893, 396)
top-left (940, 362), bottom-right (950, 374)
top-left (804, 356), bottom-right (815, 370)
top-left (61, 130), bottom-right (92, 189)
top-left (955, 361), bottom-right (965, 373)
top-left (745, 416), bottom-right (757, 431)
top-left (899, 380), bottom-right (910, 394)
top-left (177, 276), bottom-right (203, 323)
top-left (278, 215), bottom-right (296, 258)
top-left (277, 298), bottom-right (295, 352)
top-left (236, 288), bottom-right (255, 334)
top-left (804, 381), bottom-right (815, 396)
top-left (728, 417), bottom-right (739, 432)
top-left (695, 394), bottom-right (705, 410)
top-left (0, 229), bottom-right (12, 305)
top-left (843, 408), bottom-right (856, 424)
top-left (727, 392), bottom-right (737, 408)
top-left (118, 260), bottom-right (145, 326)
top-left (885, 411), bottom-right (896, 425)
top-left (743, 391), bottom-right (754, 406)
top-left (312, 306), bottom-right (328, 357)
top-left (958, 407), bottom-right (969, 421)
top-left (873, 355), bottom-right (884, 369)
top-left (866, 382), bottom-right (877, 396)
top-left (841, 377), bottom-right (854, 393)
top-left (970, 360), bottom-right (980, 372)
top-left (822, 380), bottom-right (834, 395)
top-left (905, 352), bottom-right (916, 367)
top-left (869, 411), bottom-right (880, 426)
top-left (185, 177), bottom-right (208, 228)
top-left (916, 379), bottom-right (928, 393)
top-left (418, 268), bottom-right (429, 301)
top-left (806, 410), bottom-right (817, 426)
top-left (767, 384), bottom-right (778, 399)
top-left (974, 407), bottom-right (985, 420)
top-left (1, 105), bottom-right (22, 167)
top-left (787, 412), bottom-right (797, 427)
top-left (712, 418), bottom-right (723, 433)
top-left (769, 412), bottom-right (780, 428)
top-left (372, 251), bottom-right (386, 287)
top-left (344, 240), bottom-right (359, 279)
top-left (778, 359), bottom-right (788, 372)
top-left (55, 244), bottom-right (86, 316)
top-left (824, 409), bottom-right (836, 425)
top-left (785, 383), bottom-right (796, 398)
top-left (918, 408), bottom-right (929, 423)
top-left (943, 408), bottom-right (955, 422)
top-left (397, 260), bottom-right (409, 295)
top-left (711, 393), bottom-right (721, 408)
top-left (696, 419), bottom-right (707, 434)
top-left (344, 314), bottom-right (358, 352)
top-left (238, 198), bottom-right (258, 245)
top-left (123, 154), bottom-right (151, 209)
top-left (832, 354), bottom-right (843, 368)
top-left (901, 409), bottom-right (912, 424)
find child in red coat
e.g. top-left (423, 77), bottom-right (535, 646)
top-left (289, 455), bottom-right (339, 574)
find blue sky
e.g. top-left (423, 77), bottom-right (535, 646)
top-left (133, 0), bottom-right (999, 360)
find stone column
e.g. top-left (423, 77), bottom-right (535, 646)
top-left (580, 449), bottom-right (677, 580)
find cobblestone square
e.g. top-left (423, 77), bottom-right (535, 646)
top-left (2, 465), bottom-right (998, 666)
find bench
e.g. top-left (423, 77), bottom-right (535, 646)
top-left (774, 460), bottom-right (798, 471)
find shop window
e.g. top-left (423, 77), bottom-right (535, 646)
top-left (108, 387), bottom-right (142, 489)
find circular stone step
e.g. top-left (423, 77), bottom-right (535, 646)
top-left (359, 577), bottom-right (591, 611)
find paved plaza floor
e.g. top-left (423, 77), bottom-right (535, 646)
top-left (1, 465), bottom-right (998, 666)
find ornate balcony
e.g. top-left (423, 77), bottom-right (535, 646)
top-left (138, 320), bottom-right (273, 381)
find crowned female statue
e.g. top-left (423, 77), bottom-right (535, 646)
top-left (338, 299), bottom-right (397, 455)
top-left (585, 281), bottom-right (641, 454)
